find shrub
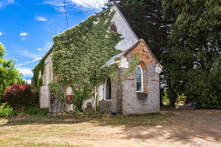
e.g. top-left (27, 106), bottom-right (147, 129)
top-left (2, 83), bottom-right (35, 110)
top-left (25, 107), bottom-right (39, 115)
top-left (32, 88), bottom-right (40, 107)
top-left (0, 103), bottom-right (13, 118)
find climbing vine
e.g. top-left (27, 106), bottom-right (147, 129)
top-left (33, 59), bottom-right (44, 87)
top-left (51, 9), bottom-right (123, 109)
top-left (48, 81), bottom-right (65, 104)
top-left (109, 52), bottom-right (141, 89)
top-left (50, 7), bottom-right (142, 109)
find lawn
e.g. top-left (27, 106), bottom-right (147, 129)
top-left (1, 110), bottom-right (220, 147)
top-left (0, 112), bottom-right (171, 147)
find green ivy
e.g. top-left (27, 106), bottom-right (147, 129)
top-left (51, 9), bottom-right (124, 109)
top-left (109, 52), bottom-right (140, 89)
top-left (48, 81), bottom-right (65, 104)
top-left (51, 8), bottom-right (142, 109)
top-left (33, 59), bottom-right (44, 87)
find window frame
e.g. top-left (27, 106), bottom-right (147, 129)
top-left (136, 65), bottom-right (143, 92)
top-left (104, 78), bottom-right (112, 101)
top-left (110, 21), bottom-right (118, 33)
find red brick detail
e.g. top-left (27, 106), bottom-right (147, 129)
top-left (125, 78), bottom-right (135, 80)
top-left (151, 79), bottom-right (159, 82)
top-left (127, 42), bottom-right (156, 68)
top-left (138, 61), bottom-right (148, 71)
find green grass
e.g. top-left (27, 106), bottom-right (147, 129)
top-left (0, 112), bottom-right (171, 146)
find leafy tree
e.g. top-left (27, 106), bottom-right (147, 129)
top-left (162, 0), bottom-right (221, 108)
top-left (0, 43), bottom-right (23, 98)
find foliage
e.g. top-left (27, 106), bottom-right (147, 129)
top-left (162, 0), bottom-right (221, 108)
top-left (32, 88), bottom-right (40, 107)
top-left (33, 59), bottom-right (44, 88)
top-left (25, 107), bottom-right (39, 115)
top-left (2, 83), bottom-right (36, 110)
top-left (48, 81), bottom-right (65, 104)
top-left (109, 52), bottom-right (140, 89)
top-left (162, 89), bottom-right (170, 106)
top-left (0, 43), bottom-right (23, 96)
top-left (38, 108), bottom-right (49, 115)
top-left (0, 103), bottom-right (14, 118)
top-left (176, 94), bottom-right (186, 105)
top-left (51, 9), bottom-right (123, 109)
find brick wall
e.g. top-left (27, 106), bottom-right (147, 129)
top-left (121, 41), bottom-right (160, 114)
top-left (98, 41), bottom-right (160, 115)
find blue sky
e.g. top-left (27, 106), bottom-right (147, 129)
top-left (0, 0), bottom-right (107, 82)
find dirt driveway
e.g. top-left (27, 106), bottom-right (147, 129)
top-left (67, 110), bottom-right (221, 147)
top-left (0, 110), bottom-right (221, 147)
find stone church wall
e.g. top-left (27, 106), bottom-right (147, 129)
top-left (120, 42), bottom-right (160, 115)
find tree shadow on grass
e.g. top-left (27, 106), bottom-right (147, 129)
top-left (117, 111), bottom-right (221, 146)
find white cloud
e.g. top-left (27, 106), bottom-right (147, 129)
top-left (16, 58), bottom-right (42, 67)
top-left (35, 16), bottom-right (47, 21)
top-left (37, 41), bottom-right (52, 52)
top-left (17, 68), bottom-right (33, 77)
top-left (0, 32), bottom-right (2, 36)
top-left (44, 0), bottom-right (67, 12)
top-left (14, 46), bottom-right (43, 60)
top-left (45, 41), bottom-right (53, 49)
top-left (69, 0), bottom-right (108, 10)
top-left (23, 79), bottom-right (32, 84)
top-left (20, 31), bottom-right (28, 36)
top-left (8, 0), bottom-right (14, 3)
top-left (44, 0), bottom-right (108, 11)
top-left (37, 48), bottom-right (49, 52)
top-left (0, 0), bottom-right (14, 8)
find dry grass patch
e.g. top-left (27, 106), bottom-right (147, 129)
top-left (0, 112), bottom-right (172, 146)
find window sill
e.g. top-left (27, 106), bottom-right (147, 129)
top-left (104, 99), bottom-right (112, 102)
top-left (137, 91), bottom-right (144, 93)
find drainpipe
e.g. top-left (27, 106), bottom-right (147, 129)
top-left (94, 86), bottom-right (97, 111)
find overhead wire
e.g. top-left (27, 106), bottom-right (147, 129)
top-left (63, 0), bottom-right (69, 29)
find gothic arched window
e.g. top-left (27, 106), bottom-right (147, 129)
top-left (136, 65), bottom-right (143, 92)
top-left (104, 78), bottom-right (112, 100)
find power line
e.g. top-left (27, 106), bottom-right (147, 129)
top-left (63, 0), bottom-right (69, 29)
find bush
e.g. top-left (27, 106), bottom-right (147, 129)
top-left (25, 107), bottom-right (39, 115)
top-left (0, 103), bottom-right (13, 118)
top-left (32, 88), bottom-right (40, 107)
top-left (2, 83), bottom-right (36, 110)
top-left (162, 89), bottom-right (170, 106)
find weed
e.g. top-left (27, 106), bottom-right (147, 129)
top-left (0, 103), bottom-right (13, 118)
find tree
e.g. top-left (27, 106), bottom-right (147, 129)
top-left (0, 43), bottom-right (23, 98)
top-left (107, 0), bottom-right (170, 106)
top-left (162, 0), bottom-right (221, 108)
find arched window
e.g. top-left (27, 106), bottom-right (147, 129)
top-left (104, 78), bottom-right (112, 100)
top-left (136, 65), bottom-right (143, 92)
top-left (110, 22), bottom-right (118, 33)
